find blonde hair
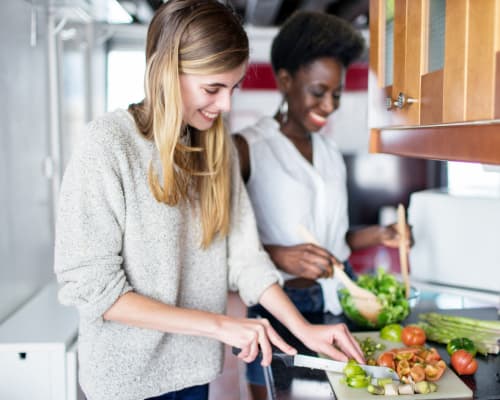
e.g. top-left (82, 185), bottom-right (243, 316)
top-left (129, 0), bottom-right (248, 248)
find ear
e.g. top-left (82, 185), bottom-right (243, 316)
top-left (275, 68), bottom-right (292, 95)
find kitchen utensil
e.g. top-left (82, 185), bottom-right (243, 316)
top-left (397, 204), bottom-right (411, 298)
top-left (297, 225), bottom-right (382, 322)
top-left (338, 285), bottom-right (420, 329)
top-left (231, 347), bottom-right (399, 380)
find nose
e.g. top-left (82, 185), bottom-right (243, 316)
top-left (216, 91), bottom-right (232, 113)
top-left (320, 95), bottom-right (338, 114)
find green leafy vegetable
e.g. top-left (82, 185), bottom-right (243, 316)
top-left (339, 269), bottom-right (410, 328)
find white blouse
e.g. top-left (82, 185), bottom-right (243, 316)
top-left (238, 117), bottom-right (351, 314)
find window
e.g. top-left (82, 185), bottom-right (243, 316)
top-left (447, 162), bottom-right (500, 196)
top-left (107, 50), bottom-right (145, 111)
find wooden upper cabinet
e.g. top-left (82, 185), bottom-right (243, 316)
top-left (369, 0), bottom-right (426, 128)
top-left (369, 0), bottom-right (500, 165)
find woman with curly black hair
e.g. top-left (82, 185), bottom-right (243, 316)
top-left (234, 11), bottom-right (409, 399)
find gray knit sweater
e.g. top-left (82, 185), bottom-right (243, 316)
top-left (54, 109), bottom-right (281, 400)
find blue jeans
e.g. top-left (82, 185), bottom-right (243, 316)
top-left (245, 261), bottom-right (356, 386)
top-left (145, 384), bottom-right (209, 400)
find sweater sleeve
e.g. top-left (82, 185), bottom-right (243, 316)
top-left (54, 121), bottom-right (133, 323)
top-left (227, 145), bottom-right (283, 306)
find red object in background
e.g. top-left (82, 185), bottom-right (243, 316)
top-left (241, 62), bottom-right (368, 91)
top-left (348, 245), bottom-right (402, 275)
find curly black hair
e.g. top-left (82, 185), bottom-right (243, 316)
top-left (270, 10), bottom-right (365, 75)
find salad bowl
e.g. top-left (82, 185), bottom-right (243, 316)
top-left (337, 269), bottom-right (420, 329)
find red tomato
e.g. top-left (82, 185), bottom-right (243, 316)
top-left (424, 347), bottom-right (442, 362)
top-left (451, 349), bottom-right (478, 375)
top-left (401, 325), bottom-right (426, 346)
top-left (377, 351), bottom-right (396, 370)
top-left (410, 364), bottom-right (426, 383)
top-left (425, 361), bottom-right (446, 381)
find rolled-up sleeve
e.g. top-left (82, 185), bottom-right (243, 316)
top-left (227, 147), bottom-right (282, 306)
top-left (54, 124), bottom-right (132, 322)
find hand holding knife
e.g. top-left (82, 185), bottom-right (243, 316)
top-left (232, 347), bottom-right (399, 381)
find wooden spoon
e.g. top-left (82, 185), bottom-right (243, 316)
top-left (397, 204), bottom-right (411, 299)
top-left (297, 225), bottom-right (382, 323)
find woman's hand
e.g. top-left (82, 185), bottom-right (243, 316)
top-left (297, 322), bottom-right (365, 364)
top-left (214, 315), bottom-right (296, 366)
top-left (380, 223), bottom-right (414, 249)
top-left (264, 244), bottom-right (338, 279)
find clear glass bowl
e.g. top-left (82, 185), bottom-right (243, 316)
top-left (338, 285), bottom-right (420, 329)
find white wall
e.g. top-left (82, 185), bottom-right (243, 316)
top-left (0, 0), bottom-right (53, 323)
top-left (0, 0), bottom-right (107, 324)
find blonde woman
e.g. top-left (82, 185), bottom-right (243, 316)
top-left (54, 1), bottom-right (364, 399)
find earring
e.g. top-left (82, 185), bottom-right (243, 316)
top-left (279, 97), bottom-right (288, 124)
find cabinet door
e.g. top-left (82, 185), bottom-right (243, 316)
top-left (0, 350), bottom-right (52, 399)
top-left (443, 0), bottom-right (500, 122)
top-left (369, 0), bottom-right (426, 127)
top-left (369, 0), bottom-right (500, 165)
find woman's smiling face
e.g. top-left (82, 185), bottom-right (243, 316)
top-left (179, 62), bottom-right (247, 130)
top-left (284, 57), bottom-right (344, 136)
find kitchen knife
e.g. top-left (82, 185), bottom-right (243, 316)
top-left (232, 348), bottom-right (399, 380)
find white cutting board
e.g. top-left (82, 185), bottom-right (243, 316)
top-left (325, 332), bottom-right (473, 400)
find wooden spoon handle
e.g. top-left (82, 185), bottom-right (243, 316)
top-left (333, 265), bottom-right (372, 299)
top-left (297, 225), bottom-right (375, 300)
top-left (397, 204), bottom-right (411, 298)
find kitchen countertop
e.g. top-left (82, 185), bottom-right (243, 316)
top-left (260, 299), bottom-right (500, 400)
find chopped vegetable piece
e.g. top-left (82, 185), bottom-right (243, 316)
top-left (414, 381), bottom-right (432, 394)
top-left (429, 382), bottom-right (438, 392)
top-left (398, 383), bottom-right (415, 395)
top-left (343, 360), bottom-right (366, 378)
top-left (376, 378), bottom-right (393, 387)
top-left (346, 374), bottom-right (370, 388)
top-left (367, 384), bottom-right (385, 395)
top-left (383, 383), bottom-right (399, 396)
top-left (377, 351), bottom-right (396, 370)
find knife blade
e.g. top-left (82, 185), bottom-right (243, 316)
top-left (292, 353), bottom-right (399, 380)
top-left (231, 348), bottom-right (399, 380)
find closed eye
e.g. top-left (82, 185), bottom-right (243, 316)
top-left (204, 87), bottom-right (219, 95)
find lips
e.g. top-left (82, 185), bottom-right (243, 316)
top-left (200, 110), bottom-right (218, 121)
top-left (309, 111), bottom-right (328, 128)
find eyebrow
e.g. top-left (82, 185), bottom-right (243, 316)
top-left (205, 76), bottom-right (245, 90)
top-left (311, 82), bottom-right (344, 91)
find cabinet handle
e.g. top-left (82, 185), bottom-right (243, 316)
top-left (395, 92), bottom-right (417, 109)
top-left (385, 96), bottom-right (397, 110)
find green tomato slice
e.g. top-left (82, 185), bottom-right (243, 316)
top-left (346, 374), bottom-right (371, 388)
